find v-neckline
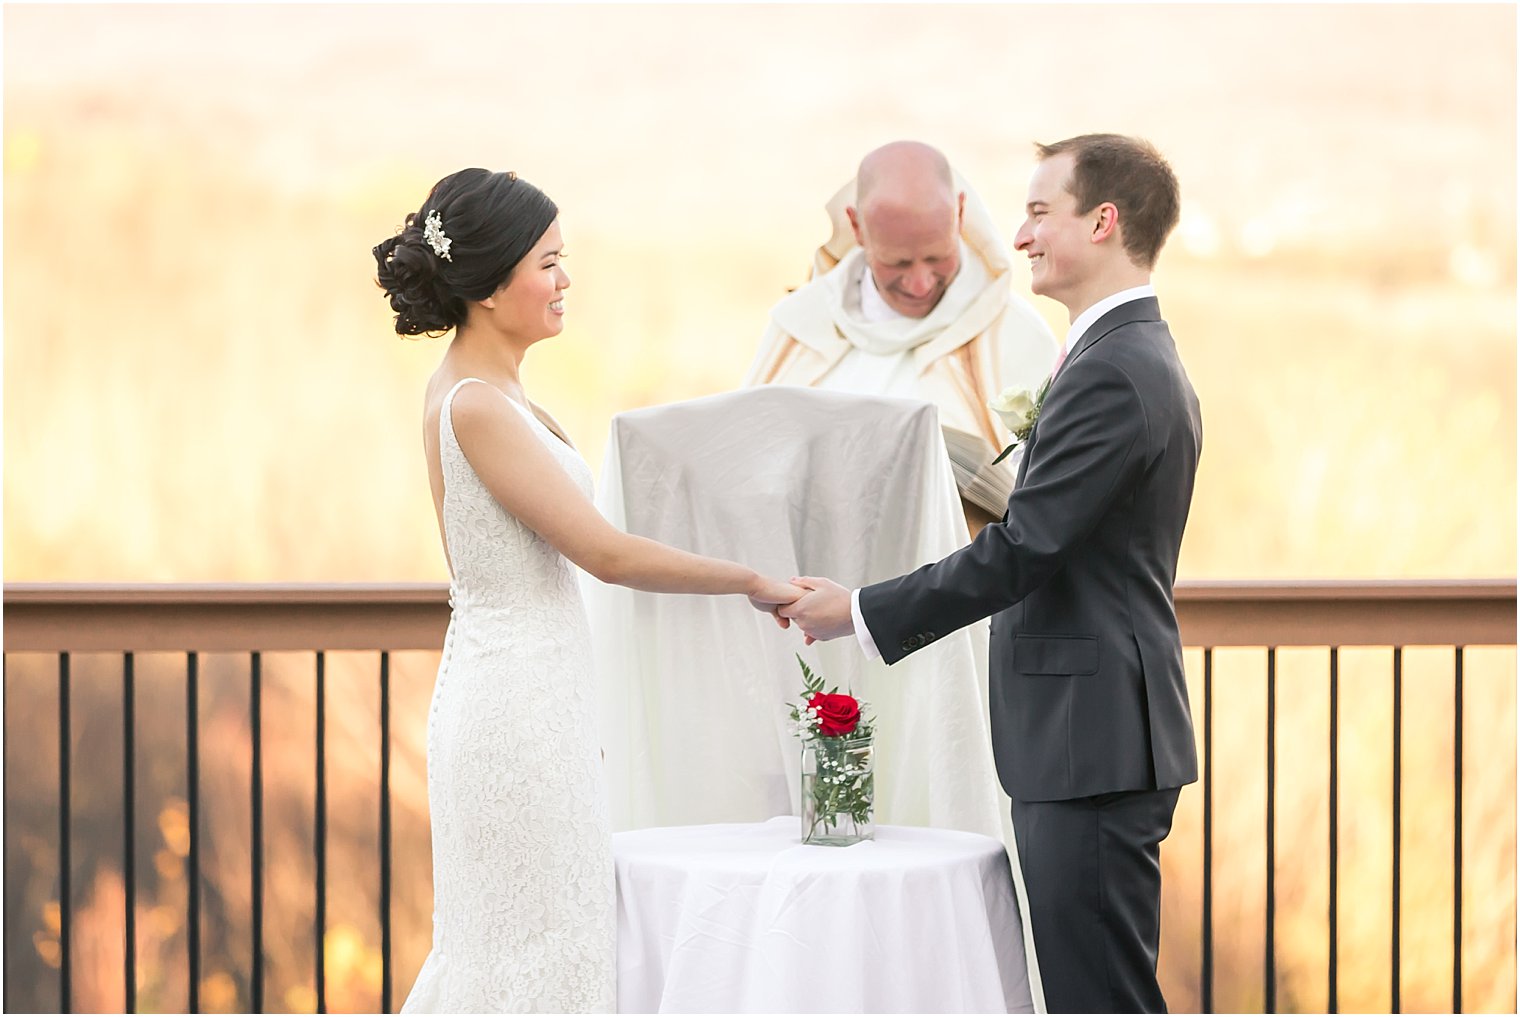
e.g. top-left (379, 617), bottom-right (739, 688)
top-left (503, 393), bottom-right (574, 451)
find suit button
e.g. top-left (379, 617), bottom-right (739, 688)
top-left (901, 640), bottom-right (913, 652)
top-left (925, 631), bottom-right (936, 642)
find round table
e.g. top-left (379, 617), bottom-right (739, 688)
top-left (613, 816), bottom-right (1034, 1013)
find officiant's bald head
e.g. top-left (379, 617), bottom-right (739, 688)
top-left (846, 141), bottom-right (966, 318)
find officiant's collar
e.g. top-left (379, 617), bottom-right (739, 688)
top-left (858, 260), bottom-right (908, 324)
top-left (1064, 283), bottom-right (1156, 352)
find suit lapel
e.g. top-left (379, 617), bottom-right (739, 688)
top-left (1061, 296), bottom-right (1161, 375)
top-left (1005, 297), bottom-right (1162, 513)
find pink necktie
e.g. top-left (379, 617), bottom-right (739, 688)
top-left (1052, 346), bottom-right (1068, 377)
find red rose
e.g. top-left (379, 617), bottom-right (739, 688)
top-left (807, 692), bottom-right (861, 737)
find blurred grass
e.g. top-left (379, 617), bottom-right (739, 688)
top-left (3, 5), bottom-right (1514, 583)
top-left (3, 119), bottom-right (1511, 582)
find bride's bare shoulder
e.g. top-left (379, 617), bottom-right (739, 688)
top-left (424, 372), bottom-right (496, 421)
top-left (450, 382), bottom-right (544, 454)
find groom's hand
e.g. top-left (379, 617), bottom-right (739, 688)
top-left (778, 576), bottom-right (854, 645)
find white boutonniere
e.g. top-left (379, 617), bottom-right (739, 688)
top-left (988, 376), bottom-right (1053, 465)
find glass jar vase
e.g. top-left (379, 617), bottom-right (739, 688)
top-left (800, 733), bottom-right (874, 846)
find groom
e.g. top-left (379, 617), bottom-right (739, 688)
top-left (779, 134), bottom-right (1201, 1013)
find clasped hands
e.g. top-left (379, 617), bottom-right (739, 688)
top-left (749, 575), bottom-right (854, 645)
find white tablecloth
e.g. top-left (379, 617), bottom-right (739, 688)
top-left (613, 817), bottom-right (1035, 1013)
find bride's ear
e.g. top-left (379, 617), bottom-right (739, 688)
top-left (477, 295), bottom-right (497, 310)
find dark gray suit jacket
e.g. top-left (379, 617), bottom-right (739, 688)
top-left (858, 296), bottom-right (1201, 802)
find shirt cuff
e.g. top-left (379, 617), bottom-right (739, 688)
top-left (851, 588), bottom-right (882, 661)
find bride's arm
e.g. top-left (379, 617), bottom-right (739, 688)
top-left (450, 383), bottom-right (797, 605)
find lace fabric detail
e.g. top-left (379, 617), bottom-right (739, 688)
top-left (402, 378), bottom-right (615, 1014)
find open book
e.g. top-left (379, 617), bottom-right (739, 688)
top-left (942, 425), bottom-right (1022, 518)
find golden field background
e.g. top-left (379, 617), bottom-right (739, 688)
top-left (4, 4), bottom-right (1514, 584)
top-left (2, 4), bottom-right (1515, 1014)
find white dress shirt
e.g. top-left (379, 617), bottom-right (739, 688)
top-left (849, 284), bottom-right (1157, 660)
top-left (1060, 284), bottom-right (1156, 363)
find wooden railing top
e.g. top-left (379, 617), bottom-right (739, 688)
top-left (1176, 577), bottom-right (1517, 600)
top-left (4, 579), bottom-right (1515, 653)
top-left (3, 582), bottom-right (452, 604)
top-left (5, 577), bottom-right (1514, 601)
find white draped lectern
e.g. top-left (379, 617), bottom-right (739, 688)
top-left (583, 386), bottom-right (1012, 837)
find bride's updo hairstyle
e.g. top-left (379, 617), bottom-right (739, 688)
top-left (373, 168), bottom-right (559, 336)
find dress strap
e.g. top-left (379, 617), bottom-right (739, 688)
top-left (440, 377), bottom-right (490, 446)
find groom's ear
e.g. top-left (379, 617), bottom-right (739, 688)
top-left (1089, 202), bottom-right (1120, 245)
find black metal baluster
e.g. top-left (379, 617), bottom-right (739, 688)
top-left (1328, 647), bottom-right (1339, 1014)
top-left (2, 656), bottom-right (8, 1017)
top-left (1202, 647), bottom-right (1214, 1014)
top-left (1453, 646), bottom-right (1463, 1015)
top-left (316, 651), bottom-right (327, 1014)
top-left (380, 652), bottom-right (393, 1014)
top-left (187, 652), bottom-right (201, 1013)
top-left (59, 651), bottom-right (72, 1013)
top-left (1391, 646), bottom-right (1402, 1014)
top-left (124, 652), bottom-right (137, 1013)
top-left (251, 652), bottom-right (264, 1013)
top-left (1, 653), bottom-right (6, 1009)
top-left (0, 653), bottom-right (5, 1009)
top-left (1265, 647), bottom-right (1276, 1013)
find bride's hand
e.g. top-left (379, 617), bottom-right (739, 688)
top-left (748, 575), bottom-right (804, 628)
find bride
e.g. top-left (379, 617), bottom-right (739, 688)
top-left (373, 168), bottom-right (800, 1013)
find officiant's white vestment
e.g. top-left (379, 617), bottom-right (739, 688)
top-left (584, 386), bottom-right (1009, 836)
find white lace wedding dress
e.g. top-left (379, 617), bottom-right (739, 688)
top-left (402, 378), bottom-right (616, 1013)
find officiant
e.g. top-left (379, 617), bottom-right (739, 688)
top-left (742, 141), bottom-right (1059, 534)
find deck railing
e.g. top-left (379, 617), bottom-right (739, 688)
top-left (4, 580), bottom-right (1515, 1013)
